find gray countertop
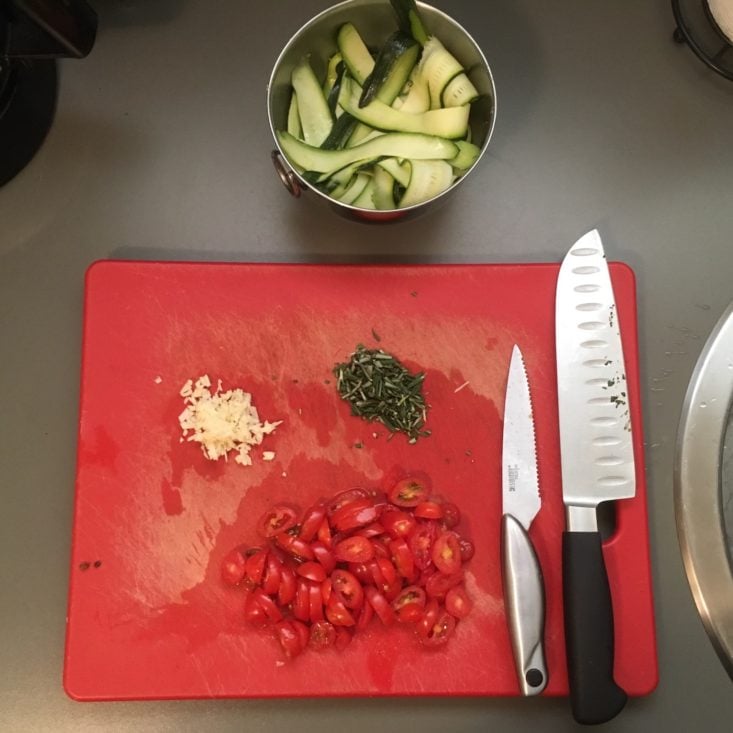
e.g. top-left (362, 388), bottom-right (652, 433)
top-left (2, 0), bottom-right (732, 730)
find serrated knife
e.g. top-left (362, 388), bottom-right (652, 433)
top-left (556, 230), bottom-right (634, 725)
top-left (501, 344), bottom-right (548, 696)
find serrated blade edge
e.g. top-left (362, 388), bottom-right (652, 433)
top-left (502, 345), bottom-right (541, 529)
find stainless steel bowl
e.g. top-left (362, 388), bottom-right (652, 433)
top-left (267, 0), bottom-right (496, 222)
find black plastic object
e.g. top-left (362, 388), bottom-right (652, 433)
top-left (672, 0), bottom-right (733, 81)
top-left (563, 531), bottom-right (628, 725)
top-left (0, 0), bottom-right (96, 186)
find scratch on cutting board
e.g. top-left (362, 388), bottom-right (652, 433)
top-left (190, 654), bottom-right (215, 697)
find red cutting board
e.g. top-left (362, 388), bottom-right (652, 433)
top-left (64, 261), bottom-right (657, 701)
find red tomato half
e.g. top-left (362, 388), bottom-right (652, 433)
top-left (309, 620), bottom-right (336, 649)
top-left (334, 536), bottom-right (375, 563)
top-left (277, 563), bottom-right (297, 606)
top-left (245, 548), bottom-right (267, 585)
top-left (252, 588), bottom-right (283, 622)
top-left (327, 488), bottom-right (370, 516)
top-left (311, 541), bottom-right (337, 574)
top-left (389, 538), bottom-right (415, 581)
top-left (381, 510), bottom-right (417, 539)
top-left (441, 502), bottom-right (461, 529)
top-left (309, 581), bottom-right (325, 623)
top-left (326, 596), bottom-right (356, 627)
top-left (393, 585), bottom-right (426, 611)
top-left (331, 499), bottom-right (381, 532)
top-left (389, 477), bottom-right (429, 507)
top-left (365, 587), bottom-right (396, 626)
top-left (221, 548), bottom-right (247, 586)
top-left (293, 579), bottom-right (310, 622)
top-left (244, 592), bottom-right (268, 626)
top-left (355, 597), bottom-right (374, 630)
top-left (409, 521), bottom-right (438, 570)
top-left (299, 504), bottom-right (327, 542)
top-left (446, 586), bottom-right (473, 619)
top-left (297, 561), bottom-right (326, 583)
top-left (421, 609), bottom-right (456, 647)
top-left (416, 598), bottom-right (440, 638)
top-left (414, 501), bottom-right (444, 520)
top-left (317, 518), bottom-right (333, 548)
top-left (331, 569), bottom-right (364, 610)
top-left (262, 552), bottom-right (282, 595)
top-left (276, 620), bottom-right (306, 658)
top-left (259, 505), bottom-right (298, 538)
top-left (432, 531), bottom-right (461, 575)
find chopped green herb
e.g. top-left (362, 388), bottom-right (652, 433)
top-left (333, 343), bottom-right (430, 442)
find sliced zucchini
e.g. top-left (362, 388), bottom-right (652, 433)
top-left (291, 59), bottom-right (332, 146)
top-left (316, 158), bottom-right (375, 185)
top-left (377, 157), bottom-right (411, 188)
top-left (277, 130), bottom-right (458, 174)
top-left (323, 52), bottom-right (344, 96)
top-left (390, 0), bottom-right (429, 46)
top-left (421, 37), bottom-right (464, 109)
top-left (341, 78), bottom-right (469, 139)
top-left (450, 140), bottom-right (481, 172)
top-left (321, 112), bottom-right (357, 150)
top-left (338, 172), bottom-right (372, 205)
top-left (360, 31), bottom-right (420, 107)
top-left (287, 92), bottom-right (302, 139)
top-left (395, 67), bottom-right (430, 113)
top-left (337, 23), bottom-right (374, 85)
top-left (346, 121), bottom-right (376, 146)
top-left (373, 166), bottom-right (396, 210)
top-left (352, 177), bottom-right (377, 209)
top-left (399, 159), bottom-right (453, 207)
top-left (442, 73), bottom-right (479, 107)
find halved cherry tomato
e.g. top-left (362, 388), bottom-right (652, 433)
top-left (371, 537), bottom-right (391, 559)
top-left (365, 586), bottom-right (396, 626)
top-left (221, 548), bottom-right (247, 586)
top-left (299, 503), bottom-right (327, 542)
top-left (383, 577), bottom-right (403, 602)
top-left (366, 559), bottom-right (385, 587)
top-left (326, 596), bottom-right (355, 627)
top-left (349, 562), bottom-right (372, 585)
top-left (393, 585), bottom-right (426, 612)
top-left (293, 619), bottom-right (310, 650)
top-left (389, 538), bottom-right (415, 581)
top-left (321, 577), bottom-right (332, 605)
top-left (421, 609), bottom-right (456, 647)
top-left (331, 569), bottom-right (364, 610)
top-left (276, 619), bottom-right (305, 658)
top-left (355, 597), bottom-right (374, 630)
top-left (293, 578), bottom-right (310, 622)
top-left (277, 563), bottom-right (297, 606)
top-left (377, 557), bottom-right (398, 587)
top-left (381, 510), bottom-right (417, 539)
top-left (252, 588), bottom-right (283, 622)
top-left (317, 517), bottom-right (333, 548)
top-left (262, 552), bottom-right (282, 594)
top-left (414, 501), bottom-right (444, 520)
top-left (276, 533), bottom-right (315, 561)
top-left (446, 586), bottom-right (473, 619)
top-left (244, 592), bottom-right (269, 626)
top-left (334, 536), bottom-right (374, 563)
top-left (244, 548), bottom-right (267, 585)
top-left (309, 620), bottom-right (336, 649)
top-left (426, 570), bottom-right (463, 600)
top-left (389, 477), bottom-right (429, 508)
top-left (331, 498), bottom-right (381, 532)
top-left (335, 627), bottom-right (353, 650)
top-left (259, 505), bottom-right (298, 538)
top-left (409, 521), bottom-right (438, 570)
top-left (309, 580), bottom-right (325, 622)
top-left (432, 531), bottom-right (461, 575)
top-left (297, 561), bottom-right (327, 583)
top-left (458, 537), bottom-right (475, 562)
top-left (327, 488), bottom-right (369, 516)
top-left (355, 522), bottom-right (386, 538)
top-left (396, 603), bottom-right (424, 623)
top-left (416, 598), bottom-right (440, 638)
top-left (441, 502), bottom-right (461, 529)
top-left (311, 541), bottom-right (336, 574)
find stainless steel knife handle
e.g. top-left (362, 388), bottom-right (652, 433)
top-left (501, 513), bottom-right (548, 696)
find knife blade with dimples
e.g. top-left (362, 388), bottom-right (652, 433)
top-left (501, 344), bottom-right (548, 696)
top-left (556, 229), bottom-right (635, 725)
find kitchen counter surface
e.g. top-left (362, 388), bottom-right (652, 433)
top-left (1, 1), bottom-right (732, 731)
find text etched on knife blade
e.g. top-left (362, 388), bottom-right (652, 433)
top-left (508, 465), bottom-right (519, 492)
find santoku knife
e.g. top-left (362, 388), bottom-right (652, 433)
top-left (501, 344), bottom-right (548, 696)
top-left (555, 229), bottom-right (635, 724)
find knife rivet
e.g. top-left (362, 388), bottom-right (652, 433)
top-left (525, 669), bottom-right (544, 688)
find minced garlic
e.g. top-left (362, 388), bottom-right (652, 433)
top-left (178, 375), bottom-right (281, 466)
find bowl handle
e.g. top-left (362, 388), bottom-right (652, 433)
top-left (271, 150), bottom-right (302, 198)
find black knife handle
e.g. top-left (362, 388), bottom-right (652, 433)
top-left (563, 531), bottom-right (627, 725)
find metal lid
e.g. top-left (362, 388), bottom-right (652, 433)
top-left (675, 301), bottom-right (733, 679)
